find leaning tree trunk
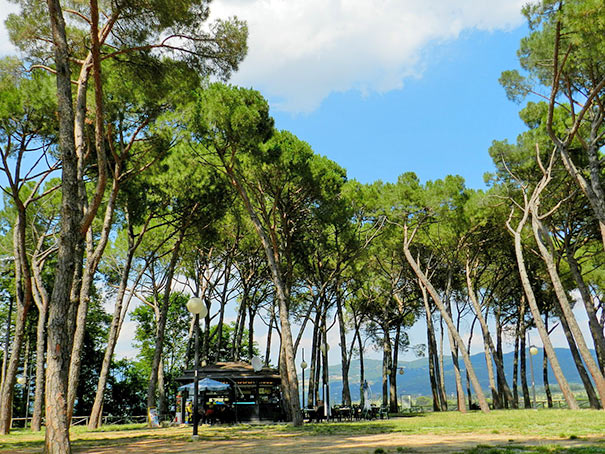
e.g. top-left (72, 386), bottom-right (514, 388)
top-left (0, 214), bottom-right (34, 434)
top-left (31, 256), bottom-right (49, 432)
top-left (88, 234), bottom-right (137, 429)
top-left (531, 212), bottom-right (605, 407)
top-left (220, 156), bottom-right (302, 425)
top-left (554, 297), bottom-right (601, 408)
top-left (215, 261), bottom-right (231, 362)
top-left (465, 260), bottom-right (514, 408)
top-left (146, 231), bottom-right (185, 421)
top-left (444, 273), bottom-right (466, 413)
top-left (565, 245), bottom-right (605, 373)
top-left (420, 282), bottom-right (445, 411)
top-left (403, 234), bottom-right (489, 412)
top-left (507, 197), bottom-right (579, 409)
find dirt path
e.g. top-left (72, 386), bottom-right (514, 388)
top-left (67, 432), bottom-right (604, 454)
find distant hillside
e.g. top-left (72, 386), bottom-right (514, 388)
top-left (307, 348), bottom-right (596, 404)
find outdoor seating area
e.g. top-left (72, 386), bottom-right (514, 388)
top-left (303, 404), bottom-right (389, 423)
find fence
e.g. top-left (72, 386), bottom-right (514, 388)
top-left (10, 415), bottom-right (147, 429)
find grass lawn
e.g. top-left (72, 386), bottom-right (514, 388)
top-left (0, 409), bottom-right (603, 453)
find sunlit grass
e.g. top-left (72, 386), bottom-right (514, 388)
top-left (0, 409), bottom-right (603, 452)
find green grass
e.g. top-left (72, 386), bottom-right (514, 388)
top-left (289, 409), bottom-right (605, 438)
top-left (464, 446), bottom-right (605, 453)
top-left (0, 409), bottom-right (603, 452)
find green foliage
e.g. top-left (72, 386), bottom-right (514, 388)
top-left (103, 359), bottom-right (149, 417)
top-left (6, 0), bottom-right (248, 77)
top-left (74, 297), bottom-right (112, 415)
top-left (0, 57), bottom-right (57, 147)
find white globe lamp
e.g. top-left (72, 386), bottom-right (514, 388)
top-left (186, 297), bottom-right (207, 317)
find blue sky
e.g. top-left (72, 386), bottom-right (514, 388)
top-left (271, 27), bottom-right (529, 189)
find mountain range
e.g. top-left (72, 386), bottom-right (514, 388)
top-left (306, 348), bottom-right (596, 403)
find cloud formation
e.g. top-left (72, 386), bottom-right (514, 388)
top-left (210, 0), bottom-right (527, 112)
top-left (0, 1), bottom-right (18, 56)
top-left (0, 0), bottom-right (527, 112)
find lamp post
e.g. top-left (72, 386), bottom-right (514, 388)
top-left (320, 342), bottom-right (330, 419)
top-left (300, 349), bottom-right (307, 410)
top-left (186, 297), bottom-right (207, 439)
top-left (529, 344), bottom-right (539, 409)
top-left (17, 375), bottom-right (29, 427)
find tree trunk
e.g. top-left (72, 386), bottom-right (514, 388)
top-left (307, 310), bottom-right (320, 407)
top-left (565, 243), bottom-right (605, 373)
top-left (508, 199), bottom-right (579, 409)
top-left (554, 297), bottom-right (601, 408)
top-left (88, 234), bottom-right (136, 429)
top-left (0, 214), bottom-right (34, 433)
top-left (466, 316), bottom-right (477, 408)
top-left (44, 0), bottom-right (81, 450)
top-left (403, 233), bottom-right (489, 412)
top-left (438, 315), bottom-right (447, 409)
top-left (494, 307), bottom-right (509, 408)
top-left (264, 312), bottom-right (273, 366)
top-left (146, 231), bottom-right (185, 420)
top-left (158, 359), bottom-right (167, 418)
top-left (356, 328), bottom-right (366, 410)
top-left (531, 212), bottom-right (605, 407)
top-left (381, 324), bottom-right (391, 409)
top-left (465, 260), bottom-right (513, 408)
top-left (215, 261), bottom-right (231, 362)
top-left (444, 273), bottom-right (466, 413)
top-left (421, 282), bottom-right (445, 411)
top-left (389, 325), bottom-right (400, 413)
top-left (220, 158), bottom-right (302, 424)
top-left (232, 298), bottom-right (245, 360)
top-left (321, 313), bottom-right (330, 417)
top-left (542, 317), bottom-right (553, 409)
top-left (336, 293), bottom-right (351, 407)
top-left (248, 306), bottom-right (256, 361)
top-left (31, 242), bottom-right (51, 432)
top-left (66, 230), bottom-right (93, 424)
top-left (512, 313), bottom-right (521, 409)
top-left (31, 286), bottom-right (48, 432)
top-left (520, 324), bottom-right (531, 408)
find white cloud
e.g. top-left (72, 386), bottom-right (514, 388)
top-left (0, 0), bottom-right (18, 56)
top-left (0, 0), bottom-right (526, 112)
top-left (210, 0), bottom-right (527, 112)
